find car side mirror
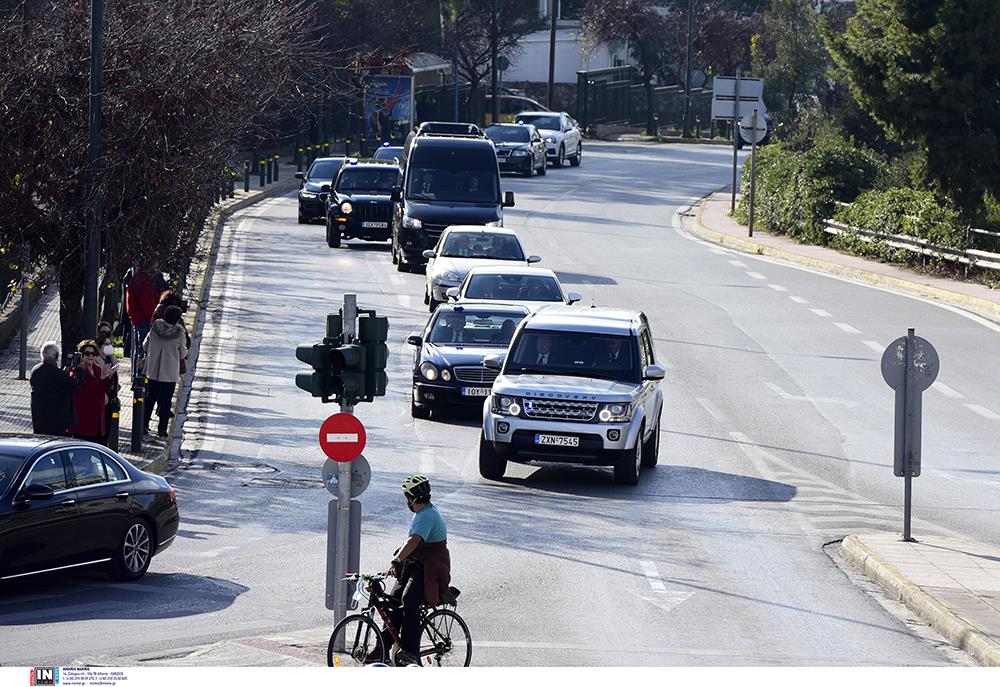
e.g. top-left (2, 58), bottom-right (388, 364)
top-left (527, 255), bottom-right (541, 264)
top-left (320, 184), bottom-right (331, 193)
top-left (483, 355), bottom-right (503, 371)
top-left (503, 191), bottom-right (515, 208)
top-left (406, 335), bottom-right (423, 347)
top-left (422, 250), bottom-right (436, 260)
top-left (567, 291), bottom-right (582, 304)
top-left (446, 287), bottom-right (460, 301)
top-left (391, 186), bottom-right (402, 202)
top-left (294, 172), bottom-right (304, 180)
top-left (20, 483), bottom-right (55, 501)
top-left (644, 364), bottom-right (666, 381)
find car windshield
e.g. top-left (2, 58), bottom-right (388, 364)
top-left (440, 232), bottom-right (524, 260)
top-left (0, 454), bottom-right (23, 499)
top-left (516, 115), bottom-right (561, 131)
top-left (486, 126), bottom-right (530, 143)
top-left (406, 147), bottom-right (500, 203)
top-left (464, 273), bottom-right (562, 302)
top-left (372, 147), bottom-right (403, 160)
top-left (308, 159), bottom-right (344, 180)
top-left (506, 330), bottom-right (638, 383)
top-left (428, 311), bottom-right (525, 347)
top-left (336, 168), bottom-right (399, 193)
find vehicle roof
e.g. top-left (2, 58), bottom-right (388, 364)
top-left (339, 160), bottom-right (400, 169)
top-left (412, 136), bottom-right (493, 149)
top-left (437, 302), bottom-right (529, 315)
top-left (465, 265), bottom-right (555, 277)
top-left (514, 111), bottom-right (564, 118)
top-left (441, 225), bottom-right (519, 237)
top-left (311, 157), bottom-right (352, 163)
top-left (0, 433), bottom-right (74, 458)
top-left (521, 307), bottom-right (644, 335)
top-left (485, 122), bottom-right (533, 128)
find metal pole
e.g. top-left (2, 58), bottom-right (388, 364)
top-left (83, 0), bottom-right (104, 339)
top-left (748, 108), bottom-right (758, 237)
top-left (731, 69), bottom-right (740, 213)
top-left (333, 294), bottom-right (357, 647)
top-left (546, 0), bottom-right (557, 109)
top-left (453, 11), bottom-right (460, 122)
top-left (18, 245), bottom-right (29, 380)
top-left (682, 0), bottom-right (694, 138)
top-left (902, 327), bottom-right (915, 541)
top-left (130, 323), bottom-right (144, 452)
top-left (490, 0), bottom-right (499, 123)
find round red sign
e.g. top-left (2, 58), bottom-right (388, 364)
top-left (319, 413), bottom-right (366, 462)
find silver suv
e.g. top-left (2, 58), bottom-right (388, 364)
top-left (479, 307), bottom-right (664, 485)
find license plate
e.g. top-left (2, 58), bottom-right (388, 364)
top-left (535, 434), bottom-right (579, 447)
top-left (361, 221), bottom-right (388, 228)
top-left (461, 387), bottom-right (491, 397)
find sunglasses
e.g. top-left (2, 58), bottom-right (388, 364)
top-left (82, 351), bottom-right (98, 357)
top-left (98, 330), bottom-right (112, 336)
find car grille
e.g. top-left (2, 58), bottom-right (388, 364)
top-left (453, 366), bottom-right (498, 384)
top-left (423, 223), bottom-right (448, 241)
top-left (353, 202), bottom-right (391, 223)
top-left (496, 149), bottom-right (511, 158)
top-left (521, 398), bottom-right (598, 422)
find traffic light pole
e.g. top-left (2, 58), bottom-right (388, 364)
top-left (333, 294), bottom-right (357, 642)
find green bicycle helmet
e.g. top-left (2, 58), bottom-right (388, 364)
top-left (402, 474), bottom-right (431, 501)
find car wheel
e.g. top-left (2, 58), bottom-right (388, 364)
top-left (396, 251), bottom-right (408, 272)
top-left (641, 418), bottom-right (659, 468)
top-left (537, 157), bottom-right (547, 176)
top-left (428, 296), bottom-right (441, 312)
top-left (523, 159), bottom-right (534, 177)
top-left (479, 433), bottom-right (506, 480)
top-left (613, 427), bottom-right (642, 485)
top-left (391, 239), bottom-right (399, 264)
top-left (570, 143), bottom-right (582, 167)
top-left (298, 209), bottom-right (308, 224)
top-left (326, 219), bottom-right (341, 248)
top-left (110, 517), bottom-right (154, 581)
top-left (411, 399), bottom-right (431, 419)
top-left (423, 287), bottom-right (430, 305)
top-left (553, 146), bottom-right (564, 168)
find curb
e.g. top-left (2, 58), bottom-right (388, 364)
top-left (841, 535), bottom-right (1000, 667)
top-left (691, 199), bottom-right (1000, 325)
top-left (151, 178), bottom-right (299, 473)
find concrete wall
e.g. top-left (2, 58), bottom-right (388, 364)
top-left (503, 28), bottom-right (622, 84)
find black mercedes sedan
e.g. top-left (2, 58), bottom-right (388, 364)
top-left (325, 159), bottom-right (402, 248)
top-left (0, 435), bottom-right (179, 584)
top-left (296, 156), bottom-right (355, 224)
top-left (407, 302), bottom-right (528, 418)
top-left (484, 123), bottom-right (547, 177)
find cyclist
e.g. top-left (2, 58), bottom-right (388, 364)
top-left (385, 475), bottom-right (451, 665)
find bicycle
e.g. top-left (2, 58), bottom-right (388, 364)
top-left (327, 572), bottom-right (472, 667)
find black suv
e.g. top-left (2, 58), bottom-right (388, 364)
top-left (296, 157), bottom-right (353, 224)
top-left (325, 160), bottom-right (402, 248)
top-left (391, 133), bottom-right (514, 272)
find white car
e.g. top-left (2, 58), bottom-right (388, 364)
top-left (513, 111), bottom-right (583, 168)
top-left (446, 265), bottom-right (581, 312)
top-left (423, 226), bottom-right (540, 311)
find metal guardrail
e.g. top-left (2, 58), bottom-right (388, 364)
top-left (823, 219), bottom-right (1000, 271)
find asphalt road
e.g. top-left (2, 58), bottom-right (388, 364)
top-left (3, 141), bottom-right (996, 667)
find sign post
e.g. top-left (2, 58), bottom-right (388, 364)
top-left (740, 109), bottom-right (767, 238)
top-left (881, 328), bottom-right (939, 541)
top-left (731, 70), bottom-right (740, 213)
top-left (711, 73), bottom-right (765, 214)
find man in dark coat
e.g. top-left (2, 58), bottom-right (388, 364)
top-left (30, 341), bottom-right (85, 436)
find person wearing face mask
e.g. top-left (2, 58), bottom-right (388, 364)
top-left (66, 339), bottom-right (119, 445)
top-left (143, 305), bottom-right (188, 438)
top-left (95, 321), bottom-right (121, 444)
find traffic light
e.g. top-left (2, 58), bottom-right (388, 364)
top-left (330, 343), bottom-right (366, 403)
top-left (295, 342), bottom-right (335, 399)
top-left (294, 309), bottom-right (388, 404)
top-left (359, 314), bottom-right (389, 398)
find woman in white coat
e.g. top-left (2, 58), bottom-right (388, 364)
top-left (143, 305), bottom-right (188, 437)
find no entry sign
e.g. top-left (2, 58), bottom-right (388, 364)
top-left (319, 413), bottom-right (366, 462)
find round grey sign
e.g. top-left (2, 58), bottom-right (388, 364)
top-left (739, 111), bottom-right (767, 144)
top-left (322, 454), bottom-right (372, 497)
top-left (881, 335), bottom-right (939, 391)
top-left (497, 55), bottom-right (511, 73)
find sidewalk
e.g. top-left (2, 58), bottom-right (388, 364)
top-left (692, 191), bottom-right (1000, 324)
top-left (841, 534), bottom-right (1000, 666)
top-left (0, 170), bottom-right (298, 473)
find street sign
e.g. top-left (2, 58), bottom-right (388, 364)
top-left (711, 75), bottom-right (765, 121)
top-left (882, 333), bottom-right (938, 479)
top-left (740, 111), bottom-right (767, 144)
top-left (881, 335), bottom-right (939, 392)
top-left (319, 413), bottom-right (367, 462)
top-left (322, 454), bottom-right (372, 497)
top-left (497, 55), bottom-right (510, 73)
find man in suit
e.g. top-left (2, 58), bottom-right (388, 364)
top-left (30, 341), bottom-right (85, 436)
top-left (437, 312), bottom-right (466, 344)
top-left (533, 335), bottom-right (553, 366)
top-left (600, 339), bottom-right (628, 370)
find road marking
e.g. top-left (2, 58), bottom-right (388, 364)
top-left (696, 397), bottom-right (724, 422)
top-left (964, 404), bottom-right (1000, 420)
top-left (931, 382), bottom-right (964, 399)
top-left (767, 284), bottom-right (788, 292)
top-left (418, 448), bottom-right (435, 473)
top-left (834, 322), bottom-right (861, 334)
top-left (861, 340), bottom-right (884, 354)
top-left (396, 294), bottom-right (417, 309)
top-left (639, 560), bottom-right (667, 591)
top-left (325, 433), bottom-right (358, 443)
top-left (728, 260), bottom-right (748, 268)
top-left (708, 247), bottom-right (726, 255)
top-left (636, 591), bottom-right (694, 614)
top-left (746, 271), bottom-right (766, 280)
top-left (388, 274), bottom-right (403, 286)
top-left (810, 309), bottom-right (833, 318)
top-left (764, 381), bottom-right (859, 408)
top-left (788, 296), bottom-right (809, 304)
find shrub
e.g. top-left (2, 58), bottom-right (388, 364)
top-left (834, 187), bottom-right (966, 249)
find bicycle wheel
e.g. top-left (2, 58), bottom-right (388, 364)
top-left (328, 613), bottom-right (386, 667)
top-left (419, 608), bottom-right (472, 667)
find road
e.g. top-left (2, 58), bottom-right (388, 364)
top-left (3, 141), bottom-right (996, 667)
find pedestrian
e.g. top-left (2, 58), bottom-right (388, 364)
top-left (66, 339), bottom-right (118, 444)
top-left (125, 266), bottom-right (160, 356)
top-left (95, 321), bottom-right (121, 441)
top-left (143, 305), bottom-right (188, 438)
top-left (29, 341), bottom-right (85, 437)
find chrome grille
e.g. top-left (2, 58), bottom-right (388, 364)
top-left (424, 223), bottom-right (448, 241)
top-left (453, 366), bottom-right (498, 384)
top-left (521, 398), bottom-right (598, 422)
top-left (496, 149), bottom-right (511, 158)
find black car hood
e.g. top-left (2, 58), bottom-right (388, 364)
top-left (422, 343), bottom-right (507, 368)
top-left (339, 193), bottom-right (392, 203)
top-left (403, 201), bottom-right (501, 225)
top-left (304, 180), bottom-right (332, 193)
top-left (493, 142), bottom-right (531, 151)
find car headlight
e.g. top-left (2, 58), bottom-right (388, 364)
top-left (419, 362), bottom-right (438, 381)
top-left (402, 215), bottom-right (423, 229)
top-left (545, 136), bottom-right (556, 144)
top-left (484, 220), bottom-right (502, 227)
top-left (437, 271), bottom-right (462, 283)
top-left (598, 402), bottom-right (632, 423)
top-left (300, 191), bottom-right (318, 199)
top-left (441, 368), bottom-right (452, 382)
top-left (340, 201), bottom-right (353, 214)
top-left (492, 394), bottom-right (521, 416)
top-left (510, 149), bottom-right (528, 156)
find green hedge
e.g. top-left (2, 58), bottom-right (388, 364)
top-left (834, 187), bottom-right (966, 249)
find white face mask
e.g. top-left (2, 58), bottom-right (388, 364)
top-left (102, 344), bottom-right (115, 357)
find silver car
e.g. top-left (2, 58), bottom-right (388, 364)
top-left (513, 111), bottom-right (583, 168)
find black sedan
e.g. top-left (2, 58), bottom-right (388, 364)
top-left (484, 123), bottom-right (547, 177)
top-left (0, 435), bottom-right (179, 584)
top-left (296, 157), bottom-right (354, 224)
top-left (407, 303), bottom-right (528, 418)
top-left (325, 160), bottom-right (402, 248)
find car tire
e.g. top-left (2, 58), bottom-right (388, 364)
top-left (428, 296), bottom-right (440, 312)
top-left (326, 219), bottom-right (341, 248)
top-left (553, 146), bottom-right (564, 168)
top-left (479, 433), bottom-right (506, 480)
top-left (391, 239), bottom-right (399, 265)
top-left (522, 159), bottom-right (534, 177)
top-left (537, 158), bottom-right (547, 176)
top-left (298, 210), bottom-right (308, 224)
top-left (641, 417), bottom-right (659, 468)
top-left (110, 517), bottom-right (154, 581)
top-left (570, 143), bottom-right (582, 167)
top-left (423, 287), bottom-right (430, 305)
top-left (613, 428), bottom-right (642, 486)
top-left (396, 252), bottom-right (408, 272)
top-left (411, 399), bottom-right (431, 419)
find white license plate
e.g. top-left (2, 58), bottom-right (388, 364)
top-left (361, 221), bottom-right (388, 228)
top-left (535, 434), bottom-right (579, 447)
top-left (461, 387), bottom-right (491, 397)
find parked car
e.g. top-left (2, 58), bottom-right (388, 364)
top-left (407, 303), bottom-right (529, 418)
top-left (0, 435), bottom-right (180, 583)
top-left (447, 265), bottom-right (580, 312)
top-left (423, 226), bottom-right (540, 311)
top-left (478, 308), bottom-right (664, 485)
top-left (513, 111), bottom-right (583, 168)
top-left (325, 159), bottom-right (402, 248)
top-left (484, 123), bottom-right (547, 177)
top-left (296, 157), bottom-right (354, 224)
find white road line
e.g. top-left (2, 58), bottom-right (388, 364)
top-left (861, 340), bottom-right (884, 354)
top-left (396, 294), bottom-right (417, 309)
top-left (709, 247), bottom-right (726, 254)
top-left (834, 322), bottom-right (861, 334)
top-left (639, 561), bottom-right (667, 592)
top-left (932, 382), bottom-right (964, 399)
top-left (810, 309), bottom-right (833, 318)
top-left (418, 448), bottom-right (435, 474)
top-left (964, 404), bottom-right (1000, 420)
top-left (767, 284), bottom-right (788, 292)
top-left (728, 260), bottom-right (748, 268)
top-left (788, 296), bottom-right (809, 304)
top-left (746, 271), bottom-right (766, 280)
top-left (388, 274), bottom-right (403, 286)
top-left (696, 397), bottom-right (724, 422)
top-left (764, 381), bottom-right (859, 408)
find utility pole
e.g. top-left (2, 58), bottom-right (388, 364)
top-left (682, 0), bottom-right (694, 138)
top-left (546, 0), bottom-right (557, 109)
top-left (83, 0), bottom-right (104, 339)
top-left (334, 295), bottom-right (357, 634)
top-left (490, 0), bottom-right (499, 123)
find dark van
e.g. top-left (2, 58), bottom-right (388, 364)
top-left (391, 135), bottom-right (514, 272)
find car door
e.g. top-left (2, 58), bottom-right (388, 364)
top-left (531, 131), bottom-right (545, 166)
top-left (64, 446), bottom-right (133, 561)
top-left (0, 451), bottom-right (81, 579)
top-left (639, 327), bottom-right (661, 427)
